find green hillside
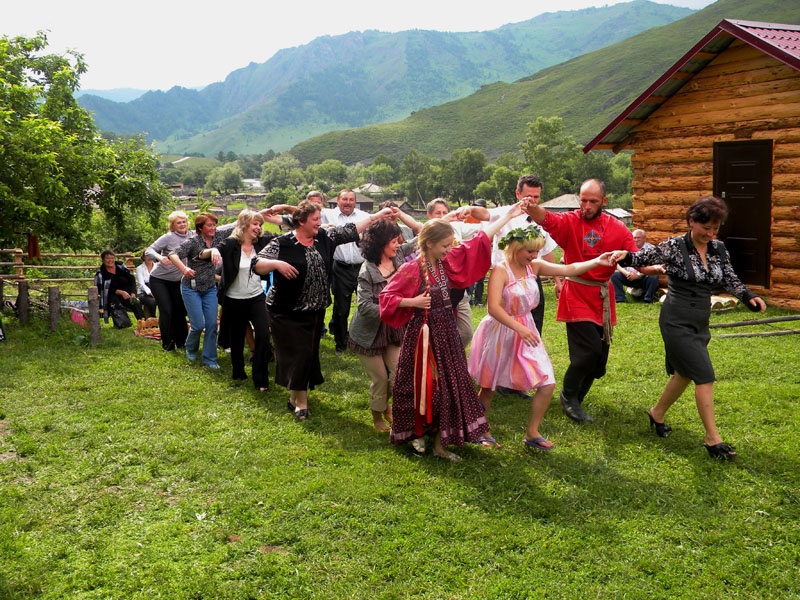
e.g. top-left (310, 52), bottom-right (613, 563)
top-left (79, 1), bottom-right (691, 156)
top-left (291, 0), bottom-right (800, 165)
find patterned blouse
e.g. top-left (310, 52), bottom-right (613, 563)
top-left (259, 224), bottom-right (359, 314)
top-left (172, 236), bottom-right (218, 292)
top-left (625, 232), bottom-right (749, 297)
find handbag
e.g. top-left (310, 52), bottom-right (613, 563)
top-left (110, 304), bottom-right (132, 329)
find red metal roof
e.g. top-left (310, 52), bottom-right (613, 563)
top-left (584, 19), bottom-right (800, 153)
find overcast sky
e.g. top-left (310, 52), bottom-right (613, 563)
top-left (5, 0), bottom-right (716, 91)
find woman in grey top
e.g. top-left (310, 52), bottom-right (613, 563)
top-left (146, 211), bottom-right (193, 351)
top-left (348, 220), bottom-right (418, 431)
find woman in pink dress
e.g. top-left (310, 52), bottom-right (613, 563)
top-left (379, 205), bottom-right (523, 461)
top-left (469, 226), bottom-right (616, 450)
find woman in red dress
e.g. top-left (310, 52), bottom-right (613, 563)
top-left (379, 204), bottom-right (523, 461)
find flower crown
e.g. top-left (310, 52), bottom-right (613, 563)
top-left (497, 225), bottom-right (542, 250)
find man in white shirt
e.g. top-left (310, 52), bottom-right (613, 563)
top-left (321, 189), bottom-right (370, 354)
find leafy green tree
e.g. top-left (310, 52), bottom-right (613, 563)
top-left (265, 186), bottom-right (301, 206)
top-left (364, 163), bottom-right (395, 187)
top-left (440, 148), bottom-right (487, 204)
top-left (206, 162), bottom-right (243, 194)
top-left (519, 116), bottom-right (581, 197)
top-left (608, 152), bottom-right (634, 198)
top-left (487, 166), bottom-right (520, 205)
top-left (0, 32), bottom-right (169, 250)
top-left (260, 152), bottom-right (303, 191)
top-left (305, 159), bottom-right (349, 190)
top-left (398, 150), bottom-right (435, 207)
top-left (474, 181), bottom-right (499, 203)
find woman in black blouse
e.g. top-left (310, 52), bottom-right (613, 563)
top-left (253, 200), bottom-right (394, 419)
top-left (617, 196), bottom-right (765, 460)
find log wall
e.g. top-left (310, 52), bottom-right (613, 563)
top-left (624, 41), bottom-right (800, 311)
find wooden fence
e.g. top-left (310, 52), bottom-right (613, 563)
top-left (0, 248), bottom-right (139, 346)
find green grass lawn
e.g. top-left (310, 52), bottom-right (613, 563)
top-left (1, 290), bottom-right (798, 599)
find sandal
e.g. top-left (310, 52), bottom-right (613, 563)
top-left (477, 435), bottom-right (502, 449)
top-left (704, 442), bottom-right (736, 460)
top-left (523, 436), bottom-right (554, 451)
top-left (647, 410), bottom-right (672, 438)
top-left (294, 408), bottom-right (310, 421)
top-left (286, 400), bottom-right (296, 412)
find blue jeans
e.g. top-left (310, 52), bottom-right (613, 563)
top-left (181, 283), bottom-right (219, 366)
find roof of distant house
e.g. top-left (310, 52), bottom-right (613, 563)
top-left (540, 194), bottom-right (580, 209)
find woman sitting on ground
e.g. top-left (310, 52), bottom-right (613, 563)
top-left (94, 250), bottom-right (144, 324)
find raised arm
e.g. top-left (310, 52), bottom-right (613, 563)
top-left (483, 203), bottom-right (524, 239)
top-left (354, 207), bottom-right (395, 234)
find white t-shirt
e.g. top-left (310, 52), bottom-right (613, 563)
top-left (321, 207), bottom-right (369, 265)
top-left (487, 204), bottom-right (557, 267)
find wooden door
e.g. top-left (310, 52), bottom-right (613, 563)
top-left (713, 140), bottom-right (772, 288)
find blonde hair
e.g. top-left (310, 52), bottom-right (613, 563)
top-left (418, 219), bottom-right (455, 261)
top-left (167, 210), bottom-right (189, 232)
top-left (231, 209), bottom-right (264, 243)
top-left (503, 236), bottom-right (546, 262)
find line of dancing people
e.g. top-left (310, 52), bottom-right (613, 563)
top-left (107, 177), bottom-right (764, 462)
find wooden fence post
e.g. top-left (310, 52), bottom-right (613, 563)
top-left (87, 286), bottom-right (101, 346)
top-left (48, 285), bottom-right (60, 332)
top-left (0, 279), bottom-right (4, 307)
top-left (18, 281), bottom-right (30, 325)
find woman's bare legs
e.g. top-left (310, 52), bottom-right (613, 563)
top-left (524, 384), bottom-right (554, 449)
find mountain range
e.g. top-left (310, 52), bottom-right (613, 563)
top-left (77, 0), bottom-right (693, 157)
top-left (290, 0), bottom-right (800, 165)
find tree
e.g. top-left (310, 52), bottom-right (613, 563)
top-left (305, 159), bottom-right (349, 190)
top-left (399, 149), bottom-right (436, 207)
top-left (487, 166), bottom-right (519, 205)
top-left (206, 162), bottom-right (243, 194)
top-left (519, 116), bottom-right (581, 197)
top-left (440, 148), bottom-right (487, 204)
top-left (260, 152), bottom-right (303, 191)
top-left (0, 32), bottom-right (169, 250)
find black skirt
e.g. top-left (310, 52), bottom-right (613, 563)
top-left (659, 277), bottom-right (716, 384)
top-left (268, 308), bottom-right (326, 391)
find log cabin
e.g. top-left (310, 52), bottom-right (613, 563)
top-left (584, 19), bottom-right (800, 311)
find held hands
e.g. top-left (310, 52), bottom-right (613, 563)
top-left (594, 251), bottom-right (618, 267)
top-left (609, 250), bottom-right (628, 264)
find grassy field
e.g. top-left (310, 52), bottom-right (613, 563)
top-left (1, 290), bottom-right (798, 599)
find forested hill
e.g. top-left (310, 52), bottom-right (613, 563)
top-left (77, 0), bottom-right (692, 156)
top-left (290, 0), bottom-right (800, 165)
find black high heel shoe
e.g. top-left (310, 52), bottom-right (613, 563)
top-left (704, 442), bottom-right (736, 460)
top-left (647, 410), bottom-right (672, 438)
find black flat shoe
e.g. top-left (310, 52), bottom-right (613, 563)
top-left (647, 410), bottom-right (672, 438)
top-left (704, 442), bottom-right (736, 460)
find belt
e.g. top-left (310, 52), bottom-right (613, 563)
top-left (565, 276), bottom-right (613, 344)
top-left (335, 260), bottom-right (362, 268)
